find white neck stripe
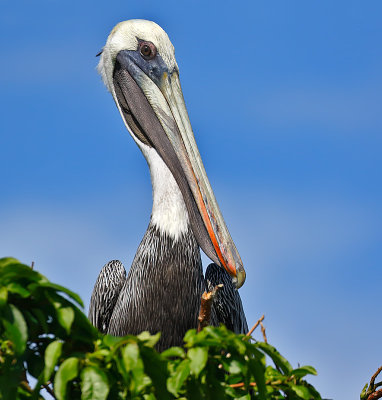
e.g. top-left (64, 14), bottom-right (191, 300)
top-left (139, 141), bottom-right (189, 240)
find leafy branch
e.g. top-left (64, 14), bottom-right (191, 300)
top-left (361, 366), bottom-right (382, 400)
top-left (0, 257), bottom-right (322, 399)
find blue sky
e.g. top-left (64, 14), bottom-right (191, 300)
top-left (1, 0), bottom-right (381, 398)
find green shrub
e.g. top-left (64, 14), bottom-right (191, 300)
top-left (0, 257), bottom-right (321, 399)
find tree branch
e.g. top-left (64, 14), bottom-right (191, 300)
top-left (245, 314), bottom-right (265, 338)
top-left (197, 284), bottom-right (223, 332)
top-left (260, 321), bottom-right (267, 343)
top-left (42, 383), bottom-right (57, 399)
top-left (368, 389), bottom-right (382, 400)
top-left (20, 370), bottom-right (33, 393)
top-left (364, 366), bottom-right (382, 400)
top-left (370, 367), bottom-right (382, 389)
top-left (229, 382), bottom-right (257, 388)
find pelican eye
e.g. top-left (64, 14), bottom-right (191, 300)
top-left (139, 41), bottom-right (157, 60)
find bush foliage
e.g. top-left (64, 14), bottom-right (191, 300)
top-left (0, 258), bottom-right (321, 399)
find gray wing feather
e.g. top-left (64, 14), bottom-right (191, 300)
top-left (88, 260), bottom-right (126, 333)
top-left (205, 263), bottom-right (248, 334)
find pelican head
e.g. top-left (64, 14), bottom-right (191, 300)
top-left (98, 19), bottom-right (246, 288)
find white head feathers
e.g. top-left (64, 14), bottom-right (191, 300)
top-left (97, 19), bottom-right (177, 95)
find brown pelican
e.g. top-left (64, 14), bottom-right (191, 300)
top-left (89, 20), bottom-right (247, 350)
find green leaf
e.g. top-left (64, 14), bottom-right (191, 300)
top-left (80, 366), bottom-right (109, 400)
top-left (203, 325), bottom-right (227, 339)
top-left (232, 336), bottom-right (247, 355)
top-left (227, 359), bottom-right (245, 375)
top-left (290, 384), bottom-right (312, 399)
top-left (167, 359), bottom-right (190, 396)
top-left (291, 365), bottom-right (317, 378)
top-left (257, 342), bottom-right (292, 374)
top-left (27, 350), bottom-right (45, 379)
top-left (360, 383), bottom-right (368, 400)
top-left (2, 304), bottom-right (28, 355)
top-left (0, 262), bottom-right (44, 284)
top-left (57, 307), bottom-right (75, 334)
top-left (187, 347), bottom-right (208, 377)
top-left (122, 342), bottom-right (142, 372)
top-left (140, 347), bottom-right (170, 399)
top-left (103, 334), bottom-right (126, 348)
top-left (54, 357), bottom-right (79, 400)
top-left (0, 360), bottom-right (22, 400)
top-left (161, 346), bottom-right (185, 359)
top-left (265, 366), bottom-right (283, 380)
top-left (137, 331), bottom-right (161, 347)
top-left (0, 257), bottom-right (22, 268)
top-left (122, 342), bottom-right (146, 392)
top-left (44, 340), bottom-right (63, 381)
top-left (0, 286), bottom-right (8, 307)
top-left (183, 329), bottom-right (197, 345)
top-left (31, 308), bottom-right (49, 332)
top-left (143, 394), bottom-right (156, 400)
top-left (38, 282), bottom-right (84, 307)
top-left (235, 395), bottom-right (251, 400)
top-left (306, 383), bottom-right (323, 400)
top-left (6, 282), bottom-right (31, 298)
top-left (250, 358), bottom-right (266, 400)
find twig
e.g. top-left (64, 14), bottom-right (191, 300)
top-left (31, 261), bottom-right (35, 270)
top-left (20, 370), bottom-right (33, 393)
top-left (229, 379), bottom-right (282, 390)
top-left (364, 366), bottom-right (382, 400)
top-left (197, 284), bottom-right (223, 332)
top-left (370, 367), bottom-right (382, 389)
top-left (42, 383), bottom-right (57, 399)
top-left (368, 389), bottom-right (382, 400)
top-left (229, 382), bottom-right (257, 388)
top-left (245, 314), bottom-right (265, 337)
top-left (260, 321), bottom-right (267, 343)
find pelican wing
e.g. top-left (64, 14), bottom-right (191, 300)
top-left (88, 260), bottom-right (126, 333)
